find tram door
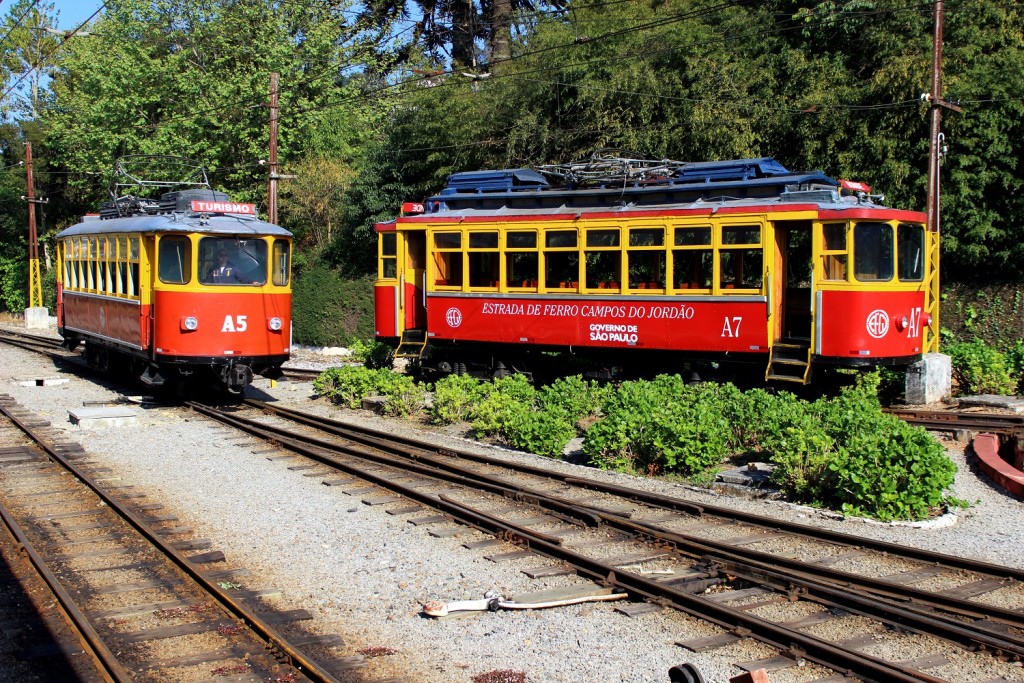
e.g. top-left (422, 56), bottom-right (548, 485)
top-left (402, 232), bottom-right (427, 331)
top-left (774, 221), bottom-right (813, 342)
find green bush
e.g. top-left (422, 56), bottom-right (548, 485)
top-left (1004, 340), bottom-right (1024, 394)
top-left (468, 375), bottom-right (536, 438)
top-left (313, 366), bottom-right (424, 416)
top-left (583, 377), bottom-right (732, 476)
top-left (945, 339), bottom-right (1017, 395)
top-left (348, 338), bottom-right (395, 369)
top-left (506, 406), bottom-right (576, 459)
top-left (292, 267), bottom-right (374, 347)
top-left (428, 374), bottom-right (488, 424)
top-left (537, 375), bottom-right (609, 425)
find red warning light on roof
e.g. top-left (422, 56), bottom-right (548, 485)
top-left (190, 200), bottom-right (257, 215)
top-left (839, 179), bottom-right (872, 194)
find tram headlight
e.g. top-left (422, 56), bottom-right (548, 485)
top-left (268, 316), bottom-right (283, 331)
top-left (895, 315), bottom-right (909, 332)
top-left (181, 316), bottom-right (199, 331)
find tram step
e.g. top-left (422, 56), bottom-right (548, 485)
top-left (395, 329), bottom-right (428, 358)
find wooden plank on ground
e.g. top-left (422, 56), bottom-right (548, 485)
top-left (676, 633), bottom-right (739, 652)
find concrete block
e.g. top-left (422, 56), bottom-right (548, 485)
top-left (68, 406), bottom-right (137, 430)
top-left (904, 352), bottom-right (951, 405)
top-left (730, 670), bottom-right (771, 683)
top-left (24, 307), bottom-right (49, 329)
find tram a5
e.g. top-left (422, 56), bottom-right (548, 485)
top-left (56, 164), bottom-right (292, 393)
top-left (374, 156), bottom-right (938, 384)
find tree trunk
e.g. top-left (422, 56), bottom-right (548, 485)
top-left (490, 0), bottom-right (512, 66)
top-left (450, 0), bottom-right (476, 69)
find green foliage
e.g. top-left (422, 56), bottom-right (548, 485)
top-left (505, 407), bottom-right (576, 459)
top-left (945, 339), bottom-right (1017, 395)
top-left (291, 268), bottom-right (374, 347)
top-left (428, 373), bottom-right (488, 425)
top-left (468, 374), bottom-right (537, 438)
top-left (583, 377), bottom-right (732, 477)
top-left (536, 376), bottom-right (609, 425)
top-left (0, 256), bottom-right (27, 312)
top-left (348, 338), bottom-right (395, 370)
top-left (313, 366), bottom-right (424, 417)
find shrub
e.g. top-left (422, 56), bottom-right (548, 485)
top-left (946, 339), bottom-right (1017, 395)
top-left (429, 374), bottom-right (488, 424)
top-left (505, 405), bottom-right (577, 459)
top-left (313, 366), bottom-right (423, 415)
top-left (348, 338), bottom-right (395, 369)
top-left (468, 375), bottom-right (536, 439)
top-left (536, 375), bottom-right (608, 424)
top-left (583, 377), bottom-right (732, 476)
top-left (292, 268), bottom-right (374, 347)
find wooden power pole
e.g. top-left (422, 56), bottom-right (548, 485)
top-left (923, 0), bottom-right (960, 354)
top-left (268, 72), bottom-right (279, 225)
top-left (25, 142), bottom-right (43, 309)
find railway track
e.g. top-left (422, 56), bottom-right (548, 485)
top-left (186, 398), bottom-right (1024, 683)
top-left (886, 407), bottom-right (1024, 437)
top-left (0, 395), bottom-right (369, 683)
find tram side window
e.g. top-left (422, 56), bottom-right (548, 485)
top-left (854, 222), bottom-right (893, 282)
top-left (379, 233), bottom-right (397, 279)
top-left (719, 225), bottom-right (762, 290)
top-left (627, 228), bottom-right (665, 290)
top-left (821, 223), bottom-right (848, 281)
top-left (159, 236), bottom-right (192, 284)
top-left (273, 239), bottom-right (291, 286)
top-left (672, 226), bottom-right (712, 290)
top-left (128, 236), bottom-right (139, 297)
top-left (584, 228), bottom-right (621, 290)
top-left (897, 224), bottom-right (924, 281)
top-left (543, 230), bottom-right (579, 290)
top-left (433, 232), bottom-right (463, 287)
top-left (505, 231), bottom-right (538, 289)
top-left (468, 231), bottom-right (499, 288)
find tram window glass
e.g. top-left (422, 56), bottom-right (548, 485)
top-left (584, 228), bottom-right (621, 290)
top-left (379, 232), bottom-right (397, 279)
top-left (672, 226), bottom-right (712, 290)
top-left (674, 226), bottom-right (711, 246)
top-left (854, 222), bottom-right (893, 282)
top-left (821, 223), bottom-right (848, 281)
top-left (546, 230), bottom-right (577, 249)
top-left (199, 237), bottom-right (267, 285)
top-left (158, 235), bottom-right (192, 284)
top-left (897, 224), bottom-right (924, 281)
top-left (721, 225), bottom-right (761, 245)
top-left (506, 231), bottom-right (538, 289)
top-left (128, 237), bottom-right (139, 297)
top-left (468, 230), bottom-right (499, 288)
top-left (88, 237), bottom-right (97, 290)
top-left (672, 250), bottom-right (713, 289)
top-left (719, 249), bottom-right (763, 290)
top-left (546, 251), bottom-right (580, 289)
top-left (627, 228), bottom-right (665, 290)
top-left (273, 240), bottom-right (290, 286)
top-left (506, 231), bottom-right (537, 249)
top-left (433, 231), bottom-right (463, 287)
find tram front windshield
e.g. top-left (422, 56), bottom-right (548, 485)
top-left (199, 237), bottom-right (267, 285)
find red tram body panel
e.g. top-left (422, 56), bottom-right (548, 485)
top-left (375, 157), bottom-right (939, 384)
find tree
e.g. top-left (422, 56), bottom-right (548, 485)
top-left (0, 0), bottom-right (61, 120)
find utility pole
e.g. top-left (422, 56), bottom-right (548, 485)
top-left (25, 142), bottom-right (43, 310)
top-left (923, 0), bottom-right (960, 354)
top-left (268, 72), bottom-right (279, 225)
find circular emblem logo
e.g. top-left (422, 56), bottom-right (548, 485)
top-left (865, 309), bottom-right (890, 339)
top-left (445, 307), bottom-right (463, 328)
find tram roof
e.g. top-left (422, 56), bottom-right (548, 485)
top-left (414, 157), bottom-right (907, 218)
top-left (57, 212), bottom-right (292, 238)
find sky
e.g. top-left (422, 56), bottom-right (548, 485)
top-left (50, 1), bottom-right (105, 31)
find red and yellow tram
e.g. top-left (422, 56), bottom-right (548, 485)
top-left (56, 187), bottom-right (292, 393)
top-left (374, 157), bottom-right (938, 384)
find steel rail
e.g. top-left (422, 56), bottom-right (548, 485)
top-left (216, 402), bottom-right (1024, 653)
top-left (0, 496), bottom-right (127, 683)
top-left (202, 404), bottom-right (992, 681)
top-left (0, 403), bottom-right (336, 683)
top-left (245, 399), bottom-right (1024, 584)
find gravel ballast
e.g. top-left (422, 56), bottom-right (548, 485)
top-left (2, 332), bottom-right (1024, 683)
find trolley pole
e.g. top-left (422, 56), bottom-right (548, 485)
top-left (268, 72), bottom-right (279, 225)
top-left (24, 142), bottom-right (43, 311)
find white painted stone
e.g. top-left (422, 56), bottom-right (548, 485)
top-left (24, 307), bottom-right (49, 329)
top-left (68, 406), bottom-right (137, 429)
top-left (19, 377), bottom-right (69, 387)
top-left (904, 352), bottom-right (951, 405)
